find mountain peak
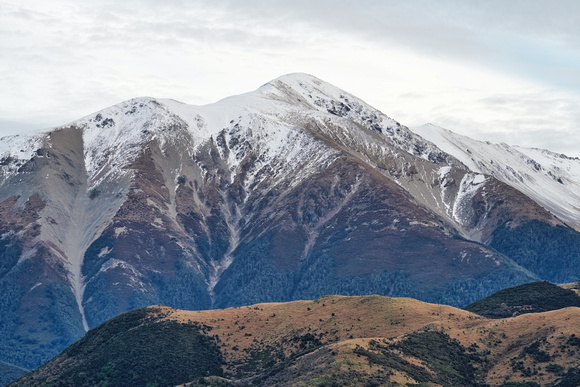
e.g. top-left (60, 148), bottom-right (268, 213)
top-left (259, 72), bottom-right (374, 114)
top-left (263, 72), bottom-right (337, 95)
top-left (265, 72), bottom-right (324, 87)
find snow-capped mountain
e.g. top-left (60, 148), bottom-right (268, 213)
top-left (413, 123), bottom-right (580, 229)
top-left (1, 73), bottom-right (579, 371)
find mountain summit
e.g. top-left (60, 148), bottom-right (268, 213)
top-left (1, 73), bottom-right (579, 371)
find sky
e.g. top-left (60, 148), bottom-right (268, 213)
top-left (2, 0), bottom-right (580, 156)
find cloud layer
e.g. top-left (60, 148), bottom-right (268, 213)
top-left (2, 0), bottom-right (580, 155)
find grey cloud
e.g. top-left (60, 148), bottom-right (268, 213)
top-left (429, 90), bottom-right (580, 157)
top-left (398, 92), bottom-right (425, 99)
top-left (0, 120), bottom-right (46, 138)
top-left (2, 0), bottom-right (580, 157)
top-left (12, 0), bottom-right (579, 90)
top-left (71, 1), bottom-right (304, 53)
top-left (188, 1), bottom-right (580, 92)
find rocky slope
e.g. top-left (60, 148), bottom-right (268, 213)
top-left (0, 74), bottom-right (578, 372)
top-left (413, 123), bottom-right (580, 230)
top-left (413, 123), bottom-right (580, 284)
top-left (11, 295), bottom-right (580, 386)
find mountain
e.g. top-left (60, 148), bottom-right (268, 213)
top-left (1, 73), bottom-right (579, 372)
top-left (11, 295), bottom-right (580, 386)
top-left (412, 123), bottom-right (580, 230)
top-left (413, 123), bottom-right (580, 284)
top-left (464, 281), bottom-right (580, 318)
top-left (0, 362), bottom-right (28, 387)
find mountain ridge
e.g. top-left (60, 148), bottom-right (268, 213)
top-left (0, 73), bottom-right (579, 374)
top-left (412, 123), bottom-right (580, 230)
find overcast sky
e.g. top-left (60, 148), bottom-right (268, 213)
top-left (2, 0), bottom-right (580, 156)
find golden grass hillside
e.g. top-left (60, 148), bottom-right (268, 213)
top-left (12, 295), bottom-right (580, 387)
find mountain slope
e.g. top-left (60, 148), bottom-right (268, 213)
top-left (11, 295), bottom-right (580, 387)
top-left (413, 123), bottom-right (580, 229)
top-left (464, 280), bottom-right (580, 318)
top-left (0, 362), bottom-right (28, 387)
top-left (413, 123), bottom-right (580, 284)
top-left (0, 73), bottom-right (577, 372)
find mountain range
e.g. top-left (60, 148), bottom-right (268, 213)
top-left (1, 73), bottom-right (579, 373)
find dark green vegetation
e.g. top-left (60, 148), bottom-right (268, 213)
top-left (354, 331), bottom-right (486, 386)
top-left (0, 362), bottom-right (28, 387)
top-left (211, 232), bottom-right (536, 311)
top-left (0, 257), bottom-right (84, 369)
top-left (490, 221), bottom-right (580, 284)
top-left (464, 281), bottom-right (580, 318)
top-left (13, 308), bottom-right (223, 387)
top-left (81, 224), bottom-right (212, 327)
top-left (503, 335), bottom-right (580, 386)
top-left (509, 339), bottom-right (553, 378)
top-left (554, 368), bottom-right (580, 387)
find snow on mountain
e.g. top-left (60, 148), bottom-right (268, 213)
top-left (262, 73), bottom-right (451, 162)
top-left (60, 73), bottom-right (456, 212)
top-left (3, 73), bottom-right (580, 374)
top-left (1, 74), bottom-right (573, 242)
top-left (413, 123), bottom-right (580, 228)
top-left (0, 132), bottom-right (48, 186)
top-left (0, 73), bottom-right (563, 245)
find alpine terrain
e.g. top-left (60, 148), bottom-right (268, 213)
top-left (1, 73), bottom-right (579, 373)
top-left (413, 124), bottom-right (580, 283)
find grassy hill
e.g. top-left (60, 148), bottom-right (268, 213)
top-left (463, 281), bottom-right (580, 318)
top-left (11, 295), bottom-right (580, 386)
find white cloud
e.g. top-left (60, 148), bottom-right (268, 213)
top-left (1, 0), bottom-right (580, 156)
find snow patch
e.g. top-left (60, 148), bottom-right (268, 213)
top-left (438, 166), bottom-right (451, 179)
top-left (98, 259), bottom-right (147, 289)
top-left (0, 132), bottom-right (48, 181)
top-left (30, 282), bottom-right (43, 292)
top-left (413, 123), bottom-right (580, 227)
top-left (114, 227), bottom-right (127, 237)
top-left (452, 173), bottom-right (488, 223)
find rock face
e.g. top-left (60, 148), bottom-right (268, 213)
top-left (0, 73), bottom-right (578, 370)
